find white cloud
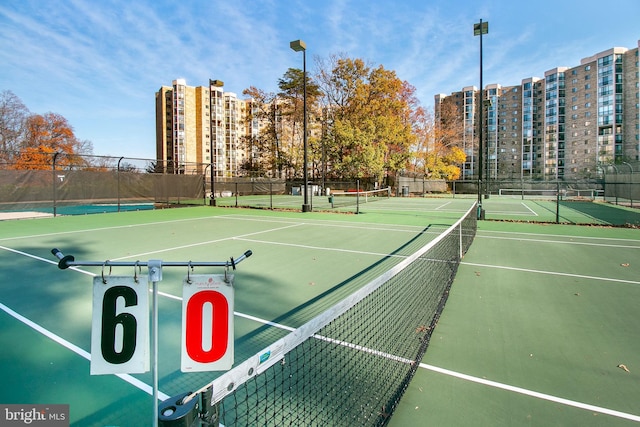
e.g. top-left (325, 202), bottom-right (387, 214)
top-left (1, 0), bottom-right (638, 157)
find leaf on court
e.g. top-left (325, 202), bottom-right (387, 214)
top-left (620, 263), bottom-right (630, 267)
top-left (475, 271), bottom-right (481, 276)
top-left (617, 364), bottom-right (630, 373)
top-left (378, 406), bottom-right (391, 419)
top-left (308, 281), bottom-right (315, 286)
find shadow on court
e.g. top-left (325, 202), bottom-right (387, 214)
top-left (559, 201), bottom-right (640, 226)
top-left (156, 224), bottom-right (437, 402)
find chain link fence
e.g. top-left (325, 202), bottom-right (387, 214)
top-left (3, 150), bottom-right (639, 215)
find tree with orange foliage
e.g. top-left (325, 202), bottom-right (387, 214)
top-left (12, 112), bottom-right (90, 170)
top-left (411, 102), bottom-right (466, 180)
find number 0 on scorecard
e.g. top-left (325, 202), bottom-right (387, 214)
top-left (181, 274), bottom-right (234, 372)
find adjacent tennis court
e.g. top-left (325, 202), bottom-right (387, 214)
top-left (1, 197), bottom-right (639, 426)
top-left (390, 219), bottom-right (640, 426)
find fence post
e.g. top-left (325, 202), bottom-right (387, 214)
top-left (555, 180), bottom-right (560, 223)
top-left (117, 157), bottom-right (124, 212)
top-left (52, 152), bottom-right (59, 217)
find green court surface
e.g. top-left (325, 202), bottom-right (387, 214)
top-left (213, 193), bottom-right (640, 226)
top-left (480, 197), bottom-right (640, 225)
top-left (1, 197), bottom-right (639, 426)
top-left (390, 220), bottom-right (640, 426)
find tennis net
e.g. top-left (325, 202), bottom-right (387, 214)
top-left (498, 188), bottom-right (598, 200)
top-left (329, 187), bottom-right (391, 211)
top-left (160, 202), bottom-right (477, 426)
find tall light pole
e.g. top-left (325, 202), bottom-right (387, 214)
top-left (290, 39), bottom-right (311, 212)
top-left (474, 19), bottom-right (488, 218)
top-left (209, 79), bottom-right (224, 206)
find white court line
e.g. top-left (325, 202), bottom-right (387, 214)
top-left (420, 363), bottom-right (640, 422)
top-left (521, 201), bottom-right (538, 215)
top-left (0, 245), bottom-right (94, 276)
top-left (462, 261), bottom-right (640, 285)
top-left (435, 201), bottom-right (452, 210)
top-left (111, 218), bottom-right (432, 261)
top-left (110, 223), bottom-right (304, 261)
top-left (0, 302), bottom-right (170, 402)
top-left (477, 228), bottom-right (640, 243)
top-left (233, 237), bottom-right (408, 258)
top-left (0, 215), bottom-right (231, 242)
top-left (476, 234), bottom-right (640, 249)
top-left (221, 214), bottom-right (429, 233)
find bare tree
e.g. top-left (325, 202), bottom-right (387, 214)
top-left (0, 90), bottom-right (30, 165)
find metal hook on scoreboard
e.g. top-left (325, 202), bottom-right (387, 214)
top-left (133, 261), bottom-right (141, 283)
top-left (223, 258), bottom-right (233, 283)
top-left (186, 261), bottom-right (193, 284)
top-left (101, 260), bottom-right (111, 284)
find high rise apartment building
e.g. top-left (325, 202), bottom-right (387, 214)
top-left (155, 79), bottom-right (255, 176)
top-left (435, 41), bottom-right (640, 180)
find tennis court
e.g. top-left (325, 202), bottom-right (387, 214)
top-left (390, 219), bottom-right (640, 426)
top-left (1, 196), bottom-right (639, 426)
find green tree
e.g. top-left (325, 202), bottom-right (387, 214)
top-left (241, 86), bottom-right (281, 176)
top-left (277, 68), bottom-right (322, 179)
top-left (316, 56), bottom-right (414, 184)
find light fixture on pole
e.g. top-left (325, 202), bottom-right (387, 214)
top-left (474, 19), bottom-right (488, 218)
top-left (290, 39), bottom-right (311, 212)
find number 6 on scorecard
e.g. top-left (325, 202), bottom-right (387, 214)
top-left (181, 274), bottom-right (234, 372)
top-left (91, 276), bottom-right (149, 375)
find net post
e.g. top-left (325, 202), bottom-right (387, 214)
top-left (459, 221), bottom-right (463, 260)
top-left (198, 386), bottom-right (219, 426)
top-left (157, 392), bottom-right (198, 427)
top-left (356, 180), bottom-right (360, 214)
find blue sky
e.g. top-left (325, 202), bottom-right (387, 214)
top-left (1, 0), bottom-right (639, 159)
